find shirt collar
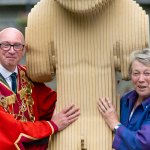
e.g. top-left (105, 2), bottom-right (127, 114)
top-left (0, 64), bottom-right (18, 79)
top-left (126, 90), bottom-right (150, 110)
top-left (141, 96), bottom-right (150, 110)
top-left (126, 90), bottom-right (138, 110)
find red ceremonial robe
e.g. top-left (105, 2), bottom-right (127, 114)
top-left (0, 65), bottom-right (57, 150)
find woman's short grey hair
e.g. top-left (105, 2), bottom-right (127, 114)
top-left (129, 48), bottom-right (150, 76)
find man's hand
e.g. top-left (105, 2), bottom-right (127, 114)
top-left (97, 98), bottom-right (120, 130)
top-left (51, 104), bottom-right (80, 131)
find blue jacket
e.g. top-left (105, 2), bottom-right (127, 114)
top-left (113, 90), bottom-right (150, 150)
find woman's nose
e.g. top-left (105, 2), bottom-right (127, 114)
top-left (138, 74), bottom-right (145, 81)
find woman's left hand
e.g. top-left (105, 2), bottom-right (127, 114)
top-left (97, 97), bottom-right (120, 131)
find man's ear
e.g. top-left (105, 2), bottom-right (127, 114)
top-left (22, 45), bottom-right (27, 56)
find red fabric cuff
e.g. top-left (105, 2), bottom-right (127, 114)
top-left (50, 120), bottom-right (58, 133)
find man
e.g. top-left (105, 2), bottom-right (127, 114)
top-left (0, 27), bottom-right (80, 150)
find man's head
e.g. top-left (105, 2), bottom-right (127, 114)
top-left (0, 27), bottom-right (25, 72)
top-left (56, 0), bottom-right (110, 13)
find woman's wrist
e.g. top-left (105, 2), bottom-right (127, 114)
top-left (113, 123), bottom-right (122, 134)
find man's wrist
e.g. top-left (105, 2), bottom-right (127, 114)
top-left (50, 120), bottom-right (58, 133)
top-left (113, 123), bottom-right (122, 134)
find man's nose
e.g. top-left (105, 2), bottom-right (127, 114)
top-left (8, 46), bottom-right (15, 53)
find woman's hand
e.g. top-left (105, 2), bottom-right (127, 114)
top-left (97, 97), bottom-right (120, 131)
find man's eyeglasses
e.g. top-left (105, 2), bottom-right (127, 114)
top-left (0, 42), bottom-right (24, 51)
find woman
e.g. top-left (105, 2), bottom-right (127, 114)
top-left (98, 48), bottom-right (150, 150)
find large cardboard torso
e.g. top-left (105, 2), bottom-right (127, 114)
top-left (26, 0), bottom-right (149, 149)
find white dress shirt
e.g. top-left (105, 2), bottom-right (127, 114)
top-left (0, 64), bottom-right (18, 90)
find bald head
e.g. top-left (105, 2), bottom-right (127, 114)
top-left (0, 27), bottom-right (25, 44)
top-left (0, 27), bottom-right (25, 72)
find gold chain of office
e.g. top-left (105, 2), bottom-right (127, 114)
top-left (0, 70), bottom-right (35, 122)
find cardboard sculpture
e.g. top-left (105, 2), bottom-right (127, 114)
top-left (25, 0), bottom-right (149, 149)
